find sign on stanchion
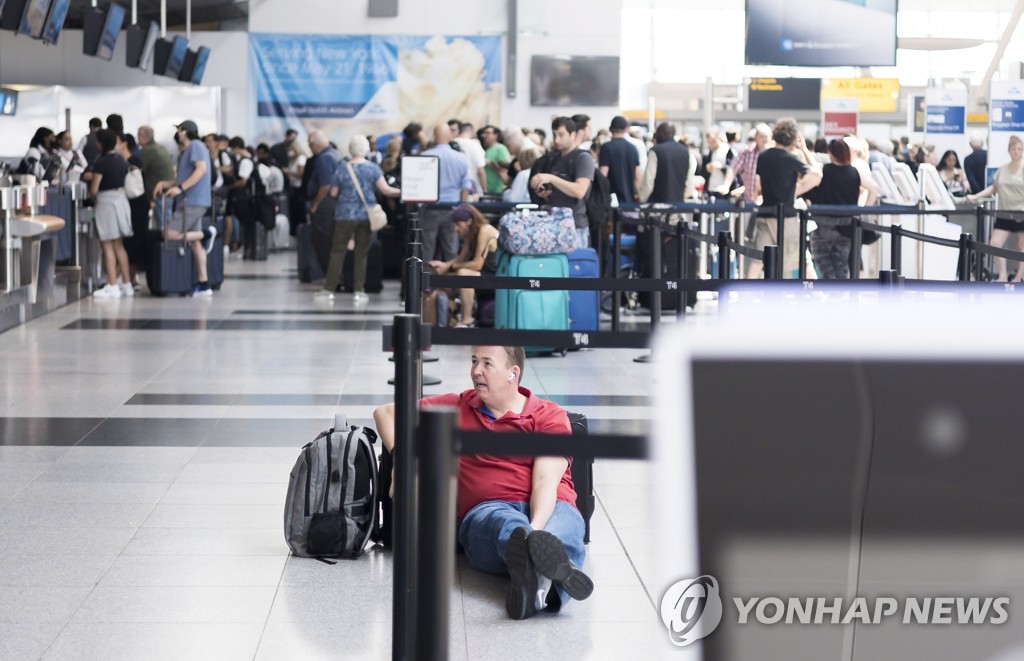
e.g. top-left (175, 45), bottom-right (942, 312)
top-left (400, 156), bottom-right (440, 205)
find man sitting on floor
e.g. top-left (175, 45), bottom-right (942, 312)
top-left (373, 345), bottom-right (593, 619)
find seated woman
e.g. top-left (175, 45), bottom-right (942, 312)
top-left (428, 204), bottom-right (499, 327)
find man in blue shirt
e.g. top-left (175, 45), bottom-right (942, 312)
top-left (307, 130), bottom-right (344, 276)
top-left (421, 125), bottom-right (475, 261)
top-left (153, 120), bottom-right (217, 296)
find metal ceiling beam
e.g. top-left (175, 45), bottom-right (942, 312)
top-left (971, 0), bottom-right (1024, 111)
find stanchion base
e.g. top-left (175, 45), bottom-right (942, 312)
top-left (388, 375), bottom-right (443, 386)
top-left (389, 353), bottom-right (439, 363)
top-left (633, 352), bottom-right (655, 363)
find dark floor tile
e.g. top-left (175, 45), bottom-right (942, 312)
top-left (138, 319), bottom-right (217, 331)
top-left (231, 394), bottom-right (340, 406)
top-left (61, 319), bottom-right (146, 330)
top-left (213, 319), bottom-right (295, 331)
top-left (232, 309), bottom-right (403, 316)
top-left (0, 418), bottom-right (105, 446)
top-left (78, 418), bottom-right (219, 446)
top-left (338, 395), bottom-right (393, 406)
top-left (290, 320), bottom-right (385, 331)
top-left (124, 394), bottom-right (236, 406)
top-left (202, 418), bottom-right (334, 447)
top-left (223, 274), bottom-right (294, 280)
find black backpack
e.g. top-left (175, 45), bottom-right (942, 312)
top-left (585, 167), bottom-right (612, 232)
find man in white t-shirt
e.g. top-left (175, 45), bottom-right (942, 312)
top-left (454, 122), bottom-right (487, 193)
top-left (702, 127), bottom-right (734, 193)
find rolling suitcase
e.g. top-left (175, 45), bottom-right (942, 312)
top-left (297, 222), bottom-right (325, 283)
top-left (567, 248), bottom-right (600, 332)
top-left (496, 251), bottom-right (569, 356)
top-left (205, 215), bottom-right (225, 291)
top-left (243, 221), bottom-right (268, 261)
top-left (342, 239), bottom-right (384, 293)
top-left (147, 197), bottom-right (194, 297)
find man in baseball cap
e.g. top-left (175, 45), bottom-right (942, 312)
top-left (152, 119), bottom-right (217, 295)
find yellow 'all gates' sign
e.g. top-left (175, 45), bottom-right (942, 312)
top-left (821, 78), bottom-right (900, 113)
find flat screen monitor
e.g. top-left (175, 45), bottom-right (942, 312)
top-left (744, 0), bottom-right (897, 67)
top-left (164, 35), bottom-right (188, 78)
top-left (126, 20), bottom-right (159, 70)
top-left (39, 0), bottom-right (68, 44)
top-left (95, 2), bottom-right (125, 61)
top-left (190, 46), bottom-right (210, 85)
top-left (16, 0), bottom-right (51, 38)
top-left (0, 87), bottom-right (18, 116)
top-left (530, 55), bottom-right (620, 107)
top-left (0, 0), bottom-right (28, 32)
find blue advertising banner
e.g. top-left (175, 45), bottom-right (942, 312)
top-left (249, 33), bottom-right (503, 145)
top-left (925, 105), bottom-right (966, 134)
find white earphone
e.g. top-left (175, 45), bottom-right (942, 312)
top-left (508, 372), bottom-right (515, 382)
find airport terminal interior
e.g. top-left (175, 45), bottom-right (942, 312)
top-left (3, 0), bottom-right (1024, 659)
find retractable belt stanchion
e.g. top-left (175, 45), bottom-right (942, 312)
top-left (775, 203), bottom-right (786, 278)
top-left (957, 234), bottom-right (972, 282)
top-left (391, 313), bottom-right (422, 661)
top-left (879, 269), bottom-right (898, 289)
top-left (850, 217), bottom-right (864, 279)
top-left (717, 231), bottom-right (731, 281)
top-left (798, 210), bottom-right (808, 280)
top-left (677, 219), bottom-right (689, 321)
top-left (762, 245), bottom-right (780, 281)
top-left (612, 210), bottom-right (622, 333)
top-left (890, 224), bottom-right (902, 277)
top-left (633, 210), bottom-right (659, 364)
top-left (390, 258), bottom-right (441, 386)
top-left (413, 408), bottom-right (457, 661)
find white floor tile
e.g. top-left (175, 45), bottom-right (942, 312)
top-left (99, 555), bottom-right (286, 587)
top-left (41, 622), bottom-right (263, 661)
top-left (72, 586), bottom-right (277, 623)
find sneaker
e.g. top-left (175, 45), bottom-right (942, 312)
top-left (119, 283), bottom-right (135, 298)
top-left (352, 292), bottom-right (368, 304)
top-left (505, 527), bottom-right (538, 620)
top-left (313, 290), bottom-right (335, 301)
top-left (93, 283), bottom-right (122, 299)
top-left (191, 283), bottom-right (213, 297)
top-left (204, 225), bottom-right (218, 254)
top-left (535, 575), bottom-right (553, 612)
top-left (132, 281), bottom-right (142, 292)
top-left (223, 245), bottom-right (230, 259)
top-left (527, 530), bottom-right (593, 602)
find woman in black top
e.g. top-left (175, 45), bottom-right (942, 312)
top-left (88, 129), bottom-right (133, 299)
top-left (120, 134), bottom-right (149, 289)
top-left (428, 204), bottom-right (499, 327)
top-left (805, 139), bottom-right (861, 279)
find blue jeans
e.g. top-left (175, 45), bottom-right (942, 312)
top-left (458, 500), bottom-right (586, 607)
top-left (575, 228), bottom-right (590, 249)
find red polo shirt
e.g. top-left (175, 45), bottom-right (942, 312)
top-left (421, 387), bottom-right (576, 520)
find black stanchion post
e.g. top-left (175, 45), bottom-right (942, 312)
top-left (677, 222), bottom-right (688, 321)
top-left (390, 257), bottom-right (441, 384)
top-left (763, 245), bottom-right (780, 280)
top-left (391, 313), bottom-right (422, 661)
top-left (975, 206), bottom-right (988, 281)
top-left (890, 224), bottom-right (902, 277)
top-left (775, 203), bottom-right (786, 279)
top-left (957, 233), bottom-right (971, 282)
top-left (414, 408), bottom-right (458, 661)
top-left (879, 269), bottom-right (898, 289)
top-left (717, 231), bottom-right (730, 280)
top-left (850, 217), bottom-right (863, 280)
top-left (798, 210), bottom-right (808, 280)
top-left (634, 211), bottom-right (660, 363)
top-left (612, 210), bottom-right (621, 333)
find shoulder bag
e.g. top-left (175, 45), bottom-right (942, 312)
top-left (346, 161), bottom-right (387, 231)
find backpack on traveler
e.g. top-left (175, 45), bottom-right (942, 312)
top-left (284, 415), bottom-right (381, 561)
top-left (246, 162), bottom-right (278, 231)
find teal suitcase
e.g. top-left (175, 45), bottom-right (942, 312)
top-left (496, 251), bottom-right (569, 355)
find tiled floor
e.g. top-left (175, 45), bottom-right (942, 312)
top-left (0, 252), bottom-right (679, 660)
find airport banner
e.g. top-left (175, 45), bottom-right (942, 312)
top-left (924, 87), bottom-right (968, 168)
top-left (249, 33), bottom-right (503, 147)
top-left (821, 78), bottom-right (899, 113)
top-left (988, 81), bottom-right (1024, 185)
top-left (822, 98), bottom-right (858, 139)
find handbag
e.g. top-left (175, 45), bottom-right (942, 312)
top-left (498, 206), bottom-right (578, 255)
top-left (346, 161), bottom-right (387, 231)
top-left (125, 165), bottom-right (145, 199)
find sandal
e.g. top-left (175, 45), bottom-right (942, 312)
top-left (454, 319), bottom-right (477, 328)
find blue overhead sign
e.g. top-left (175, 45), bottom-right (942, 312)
top-left (992, 98), bottom-right (1024, 132)
top-left (925, 105), bottom-right (965, 134)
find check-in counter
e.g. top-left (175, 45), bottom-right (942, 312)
top-left (0, 182), bottom-right (87, 333)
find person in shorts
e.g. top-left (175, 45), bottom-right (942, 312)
top-left (968, 135), bottom-right (1024, 282)
top-left (153, 120), bottom-right (217, 296)
top-left (87, 129), bottom-right (134, 299)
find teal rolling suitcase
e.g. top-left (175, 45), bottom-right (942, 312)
top-left (496, 251), bottom-right (569, 356)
